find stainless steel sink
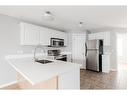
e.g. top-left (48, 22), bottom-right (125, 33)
top-left (35, 60), bottom-right (53, 64)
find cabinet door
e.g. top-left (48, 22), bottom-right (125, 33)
top-left (88, 34), bottom-right (95, 40)
top-left (20, 23), bottom-right (40, 45)
top-left (51, 30), bottom-right (63, 38)
top-left (51, 29), bottom-right (59, 38)
top-left (88, 32), bottom-right (110, 46)
top-left (102, 55), bottom-right (110, 73)
top-left (72, 34), bottom-right (86, 69)
top-left (39, 27), bottom-right (52, 45)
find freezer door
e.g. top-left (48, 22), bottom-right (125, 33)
top-left (86, 40), bottom-right (99, 49)
top-left (86, 50), bottom-right (99, 71)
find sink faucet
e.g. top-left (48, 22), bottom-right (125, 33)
top-left (34, 45), bottom-right (46, 62)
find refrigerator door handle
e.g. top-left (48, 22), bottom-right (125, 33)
top-left (85, 43), bottom-right (87, 56)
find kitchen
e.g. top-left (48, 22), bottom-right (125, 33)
top-left (0, 6), bottom-right (125, 89)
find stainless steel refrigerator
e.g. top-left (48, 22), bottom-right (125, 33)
top-left (85, 40), bottom-right (103, 72)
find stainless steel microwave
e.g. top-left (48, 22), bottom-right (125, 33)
top-left (49, 38), bottom-right (64, 47)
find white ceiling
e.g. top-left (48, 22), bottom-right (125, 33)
top-left (0, 6), bottom-right (127, 31)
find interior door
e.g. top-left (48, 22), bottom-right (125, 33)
top-left (72, 34), bottom-right (86, 69)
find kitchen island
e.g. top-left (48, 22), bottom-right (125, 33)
top-left (6, 55), bottom-right (81, 90)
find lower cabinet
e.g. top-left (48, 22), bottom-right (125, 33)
top-left (102, 54), bottom-right (110, 73)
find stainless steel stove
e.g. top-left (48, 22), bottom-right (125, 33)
top-left (48, 50), bottom-right (67, 61)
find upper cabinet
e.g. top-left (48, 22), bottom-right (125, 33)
top-left (20, 22), bottom-right (40, 45)
top-left (39, 27), bottom-right (52, 45)
top-left (20, 22), bottom-right (67, 46)
top-left (88, 32), bottom-right (110, 46)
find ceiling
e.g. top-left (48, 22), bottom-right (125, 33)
top-left (0, 6), bottom-right (127, 32)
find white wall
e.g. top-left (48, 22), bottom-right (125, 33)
top-left (112, 29), bottom-right (127, 70)
top-left (110, 31), bottom-right (117, 71)
top-left (0, 14), bottom-right (37, 86)
top-left (117, 33), bottom-right (127, 57)
top-left (0, 14), bottom-right (68, 86)
top-left (117, 35), bottom-right (123, 56)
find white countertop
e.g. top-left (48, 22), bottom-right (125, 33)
top-left (6, 55), bottom-right (80, 85)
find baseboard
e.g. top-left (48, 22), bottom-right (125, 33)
top-left (0, 81), bottom-right (18, 88)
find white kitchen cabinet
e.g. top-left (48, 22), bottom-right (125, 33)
top-left (51, 29), bottom-right (64, 39)
top-left (20, 22), bottom-right (40, 45)
top-left (58, 68), bottom-right (80, 89)
top-left (95, 32), bottom-right (104, 39)
top-left (72, 34), bottom-right (86, 69)
top-left (50, 29), bottom-right (60, 38)
top-left (102, 54), bottom-right (110, 73)
top-left (20, 22), bottom-right (67, 46)
top-left (88, 32), bottom-right (110, 46)
top-left (88, 33), bottom-right (95, 40)
top-left (88, 32), bottom-right (104, 40)
top-left (39, 27), bottom-right (52, 45)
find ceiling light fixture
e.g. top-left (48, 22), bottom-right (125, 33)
top-left (43, 11), bottom-right (54, 21)
top-left (79, 22), bottom-right (83, 27)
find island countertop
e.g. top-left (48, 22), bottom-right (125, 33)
top-left (6, 56), bottom-right (81, 85)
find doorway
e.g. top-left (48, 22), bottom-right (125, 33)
top-left (117, 33), bottom-right (127, 71)
top-left (116, 32), bottom-right (127, 88)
